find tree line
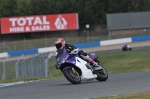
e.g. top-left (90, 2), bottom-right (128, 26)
top-left (0, 0), bottom-right (150, 27)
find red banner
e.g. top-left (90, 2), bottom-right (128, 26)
top-left (1, 13), bottom-right (79, 34)
top-left (0, 18), bottom-right (1, 33)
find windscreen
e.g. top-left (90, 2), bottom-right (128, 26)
top-left (55, 49), bottom-right (65, 59)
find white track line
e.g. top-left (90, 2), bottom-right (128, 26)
top-left (0, 81), bottom-right (25, 88)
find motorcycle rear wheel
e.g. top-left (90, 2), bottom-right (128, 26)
top-left (63, 68), bottom-right (81, 84)
top-left (96, 65), bottom-right (108, 81)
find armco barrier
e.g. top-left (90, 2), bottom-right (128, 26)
top-left (100, 38), bottom-right (131, 46)
top-left (38, 47), bottom-right (56, 53)
top-left (132, 35), bottom-right (150, 42)
top-left (0, 35), bottom-right (150, 58)
top-left (74, 41), bottom-right (100, 48)
top-left (8, 49), bottom-right (38, 57)
top-left (0, 52), bottom-right (8, 58)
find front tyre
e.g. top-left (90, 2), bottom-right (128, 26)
top-left (122, 47), bottom-right (126, 51)
top-left (63, 68), bottom-right (81, 84)
top-left (129, 48), bottom-right (132, 50)
top-left (96, 65), bottom-right (108, 81)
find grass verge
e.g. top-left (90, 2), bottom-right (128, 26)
top-left (91, 91), bottom-right (150, 99)
top-left (1, 49), bottom-right (150, 83)
top-left (49, 49), bottom-right (150, 78)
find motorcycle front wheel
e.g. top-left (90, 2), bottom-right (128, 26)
top-left (63, 68), bottom-right (81, 84)
top-left (129, 48), bottom-right (132, 50)
top-left (96, 65), bottom-right (108, 81)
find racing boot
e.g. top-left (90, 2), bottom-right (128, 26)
top-left (87, 56), bottom-right (98, 66)
top-left (87, 56), bottom-right (103, 73)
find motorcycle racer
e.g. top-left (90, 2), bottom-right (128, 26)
top-left (55, 38), bottom-right (98, 67)
top-left (122, 43), bottom-right (132, 51)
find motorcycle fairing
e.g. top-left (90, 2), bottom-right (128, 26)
top-left (64, 54), bottom-right (97, 80)
top-left (56, 49), bottom-right (97, 80)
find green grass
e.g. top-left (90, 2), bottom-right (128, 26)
top-left (91, 91), bottom-right (150, 99)
top-left (100, 49), bottom-right (150, 74)
top-left (0, 49), bottom-right (150, 83)
top-left (49, 57), bottom-right (64, 78)
top-left (49, 49), bottom-right (150, 78)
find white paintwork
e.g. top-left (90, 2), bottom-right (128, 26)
top-left (75, 57), bottom-right (97, 80)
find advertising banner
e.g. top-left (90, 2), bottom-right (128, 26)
top-left (0, 18), bottom-right (1, 34)
top-left (1, 13), bottom-right (79, 34)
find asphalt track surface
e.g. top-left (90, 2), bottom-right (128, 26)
top-left (0, 41), bottom-right (150, 99)
top-left (0, 72), bottom-right (150, 99)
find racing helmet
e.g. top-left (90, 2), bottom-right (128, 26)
top-left (55, 38), bottom-right (65, 49)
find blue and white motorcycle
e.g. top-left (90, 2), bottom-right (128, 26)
top-left (55, 49), bottom-right (108, 84)
top-left (122, 44), bottom-right (132, 51)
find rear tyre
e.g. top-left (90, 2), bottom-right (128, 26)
top-left (96, 65), bottom-right (108, 81)
top-left (63, 68), bottom-right (81, 84)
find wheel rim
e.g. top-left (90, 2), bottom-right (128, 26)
top-left (68, 69), bottom-right (80, 81)
top-left (98, 69), bottom-right (107, 77)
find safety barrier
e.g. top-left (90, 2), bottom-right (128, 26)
top-left (0, 35), bottom-right (150, 58)
top-left (8, 49), bottom-right (38, 57)
top-left (74, 41), bottom-right (100, 48)
top-left (132, 35), bottom-right (150, 42)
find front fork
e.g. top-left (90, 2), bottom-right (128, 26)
top-left (71, 68), bottom-right (77, 75)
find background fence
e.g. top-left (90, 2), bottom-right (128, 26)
top-left (0, 52), bottom-right (51, 81)
top-left (1, 25), bottom-right (150, 53)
